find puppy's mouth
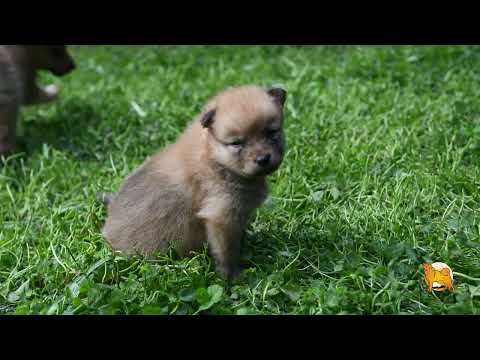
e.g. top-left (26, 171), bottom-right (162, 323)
top-left (253, 168), bottom-right (273, 177)
top-left (250, 162), bottom-right (281, 177)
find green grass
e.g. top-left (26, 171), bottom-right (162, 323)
top-left (1, 45), bottom-right (480, 315)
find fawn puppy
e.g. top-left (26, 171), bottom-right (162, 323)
top-left (100, 85), bottom-right (287, 279)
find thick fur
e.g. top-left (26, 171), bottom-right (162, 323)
top-left (101, 85), bottom-right (287, 279)
top-left (0, 45), bottom-right (75, 154)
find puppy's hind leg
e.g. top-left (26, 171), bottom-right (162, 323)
top-left (0, 100), bottom-right (19, 155)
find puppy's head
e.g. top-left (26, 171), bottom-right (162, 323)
top-left (201, 85), bottom-right (287, 178)
top-left (26, 45), bottom-right (76, 76)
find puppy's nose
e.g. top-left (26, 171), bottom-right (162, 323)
top-left (255, 154), bottom-right (271, 167)
top-left (65, 62), bottom-right (76, 72)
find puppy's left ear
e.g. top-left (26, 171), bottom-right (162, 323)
top-left (267, 87), bottom-right (287, 107)
top-left (200, 108), bottom-right (216, 128)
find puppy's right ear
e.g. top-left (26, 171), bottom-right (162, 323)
top-left (200, 109), bottom-right (216, 128)
top-left (267, 87), bottom-right (287, 107)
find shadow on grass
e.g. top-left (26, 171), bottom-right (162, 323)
top-left (242, 226), bottom-right (347, 277)
top-left (20, 100), bottom-right (108, 161)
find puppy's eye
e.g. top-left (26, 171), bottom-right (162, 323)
top-left (228, 139), bottom-right (244, 147)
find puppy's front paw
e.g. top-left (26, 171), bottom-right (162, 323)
top-left (44, 84), bottom-right (59, 99)
top-left (29, 84), bottom-right (60, 105)
top-left (216, 263), bottom-right (243, 280)
top-left (229, 266), bottom-right (243, 280)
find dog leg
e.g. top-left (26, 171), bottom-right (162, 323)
top-left (205, 219), bottom-right (243, 279)
top-left (0, 100), bottom-right (19, 155)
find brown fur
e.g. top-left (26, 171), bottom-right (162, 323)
top-left (0, 45), bottom-right (75, 154)
top-left (100, 85), bottom-right (287, 279)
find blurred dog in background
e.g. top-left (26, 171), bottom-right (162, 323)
top-left (0, 45), bottom-right (75, 155)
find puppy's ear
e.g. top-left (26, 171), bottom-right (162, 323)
top-left (200, 108), bottom-right (216, 128)
top-left (267, 87), bottom-right (287, 106)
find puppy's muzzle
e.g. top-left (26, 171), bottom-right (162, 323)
top-left (253, 153), bottom-right (281, 177)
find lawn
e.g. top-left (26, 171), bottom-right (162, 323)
top-left (1, 45), bottom-right (480, 315)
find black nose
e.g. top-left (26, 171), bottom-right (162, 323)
top-left (64, 61), bottom-right (76, 72)
top-left (255, 154), bottom-right (271, 167)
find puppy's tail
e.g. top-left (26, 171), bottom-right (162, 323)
top-left (96, 191), bottom-right (116, 207)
